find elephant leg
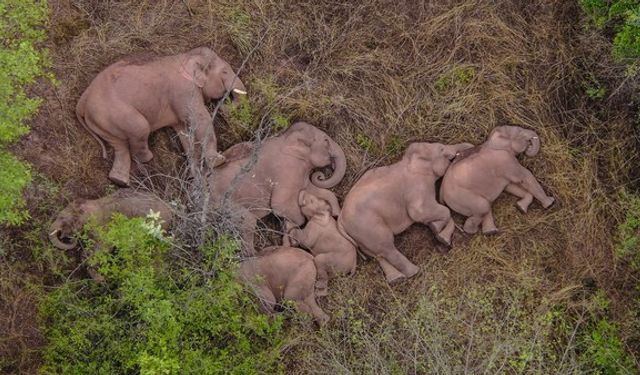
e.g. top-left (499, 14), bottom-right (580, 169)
top-left (515, 168), bottom-right (554, 209)
top-left (313, 254), bottom-right (332, 297)
top-left (435, 218), bottom-right (456, 247)
top-left (109, 142), bottom-right (131, 186)
top-left (129, 133), bottom-right (153, 163)
top-left (377, 257), bottom-right (406, 284)
top-left (254, 285), bottom-right (277, 314)
top-left (505, 183), bottom-right (533, 213)
top-left (410, 202), bottom-right (452, 246)
top-left (296, 296), bottom-right (330, 326)
top-left (463, 216), bottom-right (483, 234)
top-left (481, 211), bottom-right (498, 235)
top-left (237, 208), bottom-right (258, 256)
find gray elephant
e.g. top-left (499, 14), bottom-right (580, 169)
top-left (439, 126), bottom-right (554, 240)
top-left (209, 122), bottom-right (346, 254)
top-left (339, 142), bottom-right (473, 284)
top-left (77, 47), bottom-right (247, 186)
top-left (239, 246), bottom-right (330, 325)
top-left (49, 189), bottom-right (173, 250)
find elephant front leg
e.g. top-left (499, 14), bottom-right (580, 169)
top-left (410, 202), bottom-right (453, 246)
top-left (513, 167), bottom-right (554, 209)
top-left (504, 183), bottom-right (533, 213)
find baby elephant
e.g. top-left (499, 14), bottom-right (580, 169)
top-left (287, 190), bottom-right (357, 296)
top-left (239, 246), bottom-right (330, 325)
top-left (49, 189), bottom-right (173, 250)
top-left (340, 142), bottom-right (473, 284)
top-left (440, 125), bottom-right (554, 241)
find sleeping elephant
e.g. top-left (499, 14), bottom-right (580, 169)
top-left (209, 122), bottom-right (346, 255)
top-left (239, 246), bottom-right (330, 325)
top-left (49, 189), bottom-right (173, 250)
top-left (77, 47), bottom-right (247, 186)
top-left (339, 142), bottom-right (473, 284)
top-left (439, 125), bottom-right (554, 241)
top-left (287, 190), bottom-right (357, 296)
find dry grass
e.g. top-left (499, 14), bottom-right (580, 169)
top-left (2, 0), bottom-right (640, 373)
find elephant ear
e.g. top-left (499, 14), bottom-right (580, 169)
top-left (184, 54), bottom-right (209, 88)
top-left (405, 143), bottom-right (433, 174)
top-left (284, 130), bottom-right (312, 160)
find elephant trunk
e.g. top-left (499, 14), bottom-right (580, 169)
top-left (225, 75), bottom-right (247, 101)
top-left (311, 138), bottom-right (347, 189)
top-left (48, 223), bottom-right (77, 250)
top-left (524, 130), bottom-right (540, 157)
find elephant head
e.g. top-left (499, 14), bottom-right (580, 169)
top-left (405, 142), bottom-right (474, 177)
top-left (48, 200), bottom-right (93, 250)
top-left (182, 47), bottom-right (247, 103)
top-left (487, 126), bottom-right (540, 157)
top-left (298, 190), bottom-right (332, 219)
top-left (283, 122), bottom-right (347, 189)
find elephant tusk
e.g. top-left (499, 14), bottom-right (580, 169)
top-left (531, 136), bottom-right (538, 139)
top-left (50, 229), bottom-right (59, 237)
top-left (232, 88), bottom-right (247, 95)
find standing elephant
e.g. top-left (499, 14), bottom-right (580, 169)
top-left (339, 142), bottom-right (473, 284)
top-left (77, 47), bottom-right (247, 186)
top-left (287, 190), bottom-right (357, 296)
top-left (49, 189), bottom-right (173, 250)
top-left (209, 122), bottom-right (346, 254)
top-left (239, 246), bottom-right (330, 325)
top-left (439, 126), bottom-right (554, 240)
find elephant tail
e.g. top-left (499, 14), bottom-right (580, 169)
top-left (337, 216), bottom-right (366, 261)
top-left (76, 91), bottom-right (108, 159)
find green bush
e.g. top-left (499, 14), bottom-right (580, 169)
top-left (580, 0), bottom-right (640, 60)
top-left (41, 214), bottom-right (284, 374)
top-left (0, 0), bottom-right (50, 224)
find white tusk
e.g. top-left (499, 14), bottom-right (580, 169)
top-left (532, 136), bottom-right (538, 139)
top-left (49, 229), bottom-right (59, 236)
top-left (232, 88), bottom-right (247, 95)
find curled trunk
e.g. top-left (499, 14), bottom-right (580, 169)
top-left (525, 130), bottom-right (540, 157)
top-left (311, 138), bottom-right (347, 189)
top-left (48, 225), bottom-right (77, 250)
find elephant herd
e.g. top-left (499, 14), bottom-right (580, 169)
top-left (49, 47), bottom-right (554, 325)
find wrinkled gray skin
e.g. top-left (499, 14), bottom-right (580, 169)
top-left (49, 189), bottom-right (173, 281)
top-left (77, 47), bottom-right (247, 186)
top-left (239, 246), bottom-right (330, 325)
top-left (440, 126), bottom-right (554, 241)
top-left (339, 142), bottom-right (473, 284)
top-left (209, 122), bottom-right (346, 255)
top-left (287, 190), bottom-right (357, 296)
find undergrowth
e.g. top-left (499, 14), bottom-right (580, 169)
top-left (580, 0), bottom-right (640, 60)
top-left (40, 215), bottom-right (284, 374)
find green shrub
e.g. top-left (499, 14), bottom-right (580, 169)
top-left (615, 191), bottom-right (640, 270)
top-left (580, 0), bottom-right (640, 60)
top-left (0, 0), bottom-right (50, 225)
top-left (41, 214), bottom-right (284, 374)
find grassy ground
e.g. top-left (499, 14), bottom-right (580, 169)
top-left (2, 0), bottom-right (640, 373)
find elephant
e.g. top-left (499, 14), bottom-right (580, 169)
top-left (439, 125), bottom-right (554, 240)
top-left (287, 190), bottom-right (357, 296)
top-left (209, 122), bottom-right (346, 254)
top-left (239, 246), bottom-right (330, 325)
top-left (76, 46), bottom-right (247, 186)
top-left (49, 189), bottom-right (173, 250)
top-left (339, 142), bottom-right (473, 284)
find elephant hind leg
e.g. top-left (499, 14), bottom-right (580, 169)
top-left (254, 285), bottom-right (277, 314)
top-left (109, 142), bottom-right (132, 186)
top-left (462, 198), bottom-right (491, 234)
top-left (296, 296), bottom-right (330, 326)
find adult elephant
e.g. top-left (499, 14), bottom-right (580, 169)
top-left (439, 125), bottom-right (554, 242)
top-left (77, 47), bottom-right (247, 186)
top-left (338, 142), bottom-right (473, 283)
top-left (209, 122), bottom-right (346, 254)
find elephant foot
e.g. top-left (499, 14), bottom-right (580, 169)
top-left (434, 232), bottom-right (452, 247)
top-left (134, 150), bottom-right (154, 163)
top-left (208, 153), bottom-right (226, 168)
top-left (108, 170), bottom-right (130, 187)
top-left (516, 200), bottom-right (529, 213)
top-left (315, 287), bottom-right (328, 297)
top-left (463, 219), bottom-right (480, 234)
top-left (386, 272), bottom-right (406, 285)
top-left (482, 228), bottom-right (499, 236)
top-left (403, 263), bottom-right (420, 279)
top-left (542, 196), bottom-right (555, 209)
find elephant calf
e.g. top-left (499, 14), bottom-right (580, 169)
top-left (339, 142), bottom-right (473, 284)
top-left (440, 125), bottom-right (554, 241)
top-left (49, 189), bottom-right (173, 250)
top-left (239, 246), bottom-right (330, 325)
top-left (287, 190), bottom-right (357, 296)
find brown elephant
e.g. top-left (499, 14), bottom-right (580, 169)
top-left (49, 189), bottom-right (173, 250)
top-left (439, 126), bottom-right (554, 240)
top-left (209, 122), bottom-right (346, 254)
top-left (77, 47), bottom-right (247, 186)
top-left (239, 246), bottom-right (330, 325)
top-left (339, 142), bottom-right (473, 284)
top-left (287, 190), bottom-right (357, 296)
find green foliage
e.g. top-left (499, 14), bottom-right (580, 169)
top-left (41, 215), bottom-right (284, 374)
top-left (0, 0), bottom-right (50, 224)
top-left (355, 133), bottom-right (375, 152)
top-left (615, 191), bottom-right (640, 270)
top-left (435, 66), bottom-right (476, 91)
top-left (580, 0), bottom-right (640, 60)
